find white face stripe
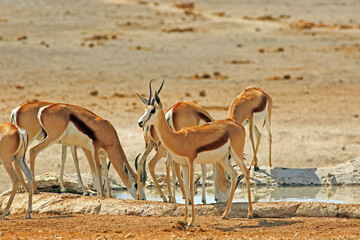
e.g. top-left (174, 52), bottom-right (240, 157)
top-left (138, 105), bottom-right (156, 127)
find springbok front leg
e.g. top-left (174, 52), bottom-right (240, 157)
top-left (230, 151), bottom-right (253, 219)
top-left (181, 164), bottom-right (190, 224)
top-left (147, 146), bottom-right (168, 202)
top-left (200, 164), bottom-right (207, 204)
top-left (136, 141), bottom-right (155, 200)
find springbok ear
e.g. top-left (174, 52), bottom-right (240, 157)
top-left (154, 91), bottom-right (162, 109)
top-left (135, 92), bottom-right (148, 105)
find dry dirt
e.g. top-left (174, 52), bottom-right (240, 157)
top-left (1, 214), bottom-right (360, 239)
top-left (1, 0), bottom-right (360, 238)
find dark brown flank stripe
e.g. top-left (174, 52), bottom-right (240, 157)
top-left (198, 112), bottom-right (212, 123)
top-left (69, 114), bottom-right (97, 141)
top-left (253, 95), bottom-right (267, 113)
top-left (197, 132), bottom-right (229, 153)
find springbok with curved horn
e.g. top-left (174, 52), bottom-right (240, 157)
top-left (137, 83), bottom-right (253, 226)
top-left (136, 81), bottom-right (230, 203)
top-left (28, 103), bottom-right (145, 199)
top-left (228, 86), bottom-right (272, 170)
top-left (0, 123), bottom-right (33, 220)
top-left (10, 101), bottom-right (94, 195)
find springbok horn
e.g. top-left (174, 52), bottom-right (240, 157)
top-left (135, 92), bottom-right (148, 105)
top-left (157, 79), bottom-right (165, 94)
top-left (134, 153), bottom-right (141, 170)
top-left (148, 79), bottom-right (153, 105)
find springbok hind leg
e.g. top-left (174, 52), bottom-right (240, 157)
top-left (231, 152), bottom-right (253, 219)
top-left (218, 156), bottom-right (238, 220)
top-left (1, 157), bottom-right (24, 219)
top-left (265, 114), bottom-right (272, 167)
top-left (13, 161), bottom-right (28, 192)
top-left (249, 118), bottom-right (259, 170)
top-left (15, 156), bottom-right (33, 219)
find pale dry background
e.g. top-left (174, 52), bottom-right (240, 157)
top-left (0, 0), bottom-right (360, 193)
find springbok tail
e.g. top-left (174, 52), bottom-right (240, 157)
top-left (18, 127), bottom-right (28, 155)
top-left (10, 106), bottom-right (21, 125)
top-left (236, 165), bottom-right (251, 188)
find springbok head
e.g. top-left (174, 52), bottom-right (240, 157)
top-left (137, 80), bottom-right (164, 128)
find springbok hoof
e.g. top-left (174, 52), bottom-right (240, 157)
top-left (254, 166), bottom-right (260, 171)
top-left (222, 216), bottom-right (229, 220)
top-left (248, 215), bottom-right (253, 219)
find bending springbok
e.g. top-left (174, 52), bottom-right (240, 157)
top-left (28, 103), bottom-right (145, 199)
top-left (137, 84), bottom-right (253, 226)
top-left (11, 101), bottom-right (93, 195)
top-left (228, 86), bottom-right (272, 170)
top-left (0, 123), bottom-right (33, 220)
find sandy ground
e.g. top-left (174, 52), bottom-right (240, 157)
top-left (0, 0), bottom-right (360, 238)
top-left (1, 214), bottom-right (360, 239)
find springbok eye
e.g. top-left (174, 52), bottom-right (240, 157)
top-left (150, 109), bottom-right (156, 114)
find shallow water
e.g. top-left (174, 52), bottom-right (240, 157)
top-left (116, 185), bottom-right (360, 204)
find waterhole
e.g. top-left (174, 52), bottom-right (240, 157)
top-left (115, 185), bottom-right (360, 204)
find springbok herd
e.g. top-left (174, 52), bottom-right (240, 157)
top-left (0, 80), bottom-right (272, 226)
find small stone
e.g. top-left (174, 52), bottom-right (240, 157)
top-left (125, 233), bottom-right (134, 238)
top-left (90, 90), bottom-right (98, 96)
top-left (199, 90), bottom-right (206, 97)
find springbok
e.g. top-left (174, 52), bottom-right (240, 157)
top-left (228, 86), bottom-right (272, 170)
top-left (0, 123), bottom-right (33, 220)
top-left (137, 84), bottom-right (253, 226)
top-left (137, 103), bottom-right (230, 203)
top-left (28, 103), bottom-right (145, 199)
top-left (136, 83), bottom-right (230, 203)
top-left (10, 101), bottom-right (93, 195)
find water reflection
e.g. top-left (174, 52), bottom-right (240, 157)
top-left (115, 185), bottom-right (360, 204)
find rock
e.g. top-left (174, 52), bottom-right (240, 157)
top-left (295, 202), bottom-right (338, 217)
top-left (125, 233), bottom-right (135, 238)
top-left (2, 192), bottom-right (360, 219)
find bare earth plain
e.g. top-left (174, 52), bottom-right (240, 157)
top-left (0, 0), bottom-right (360, 239)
